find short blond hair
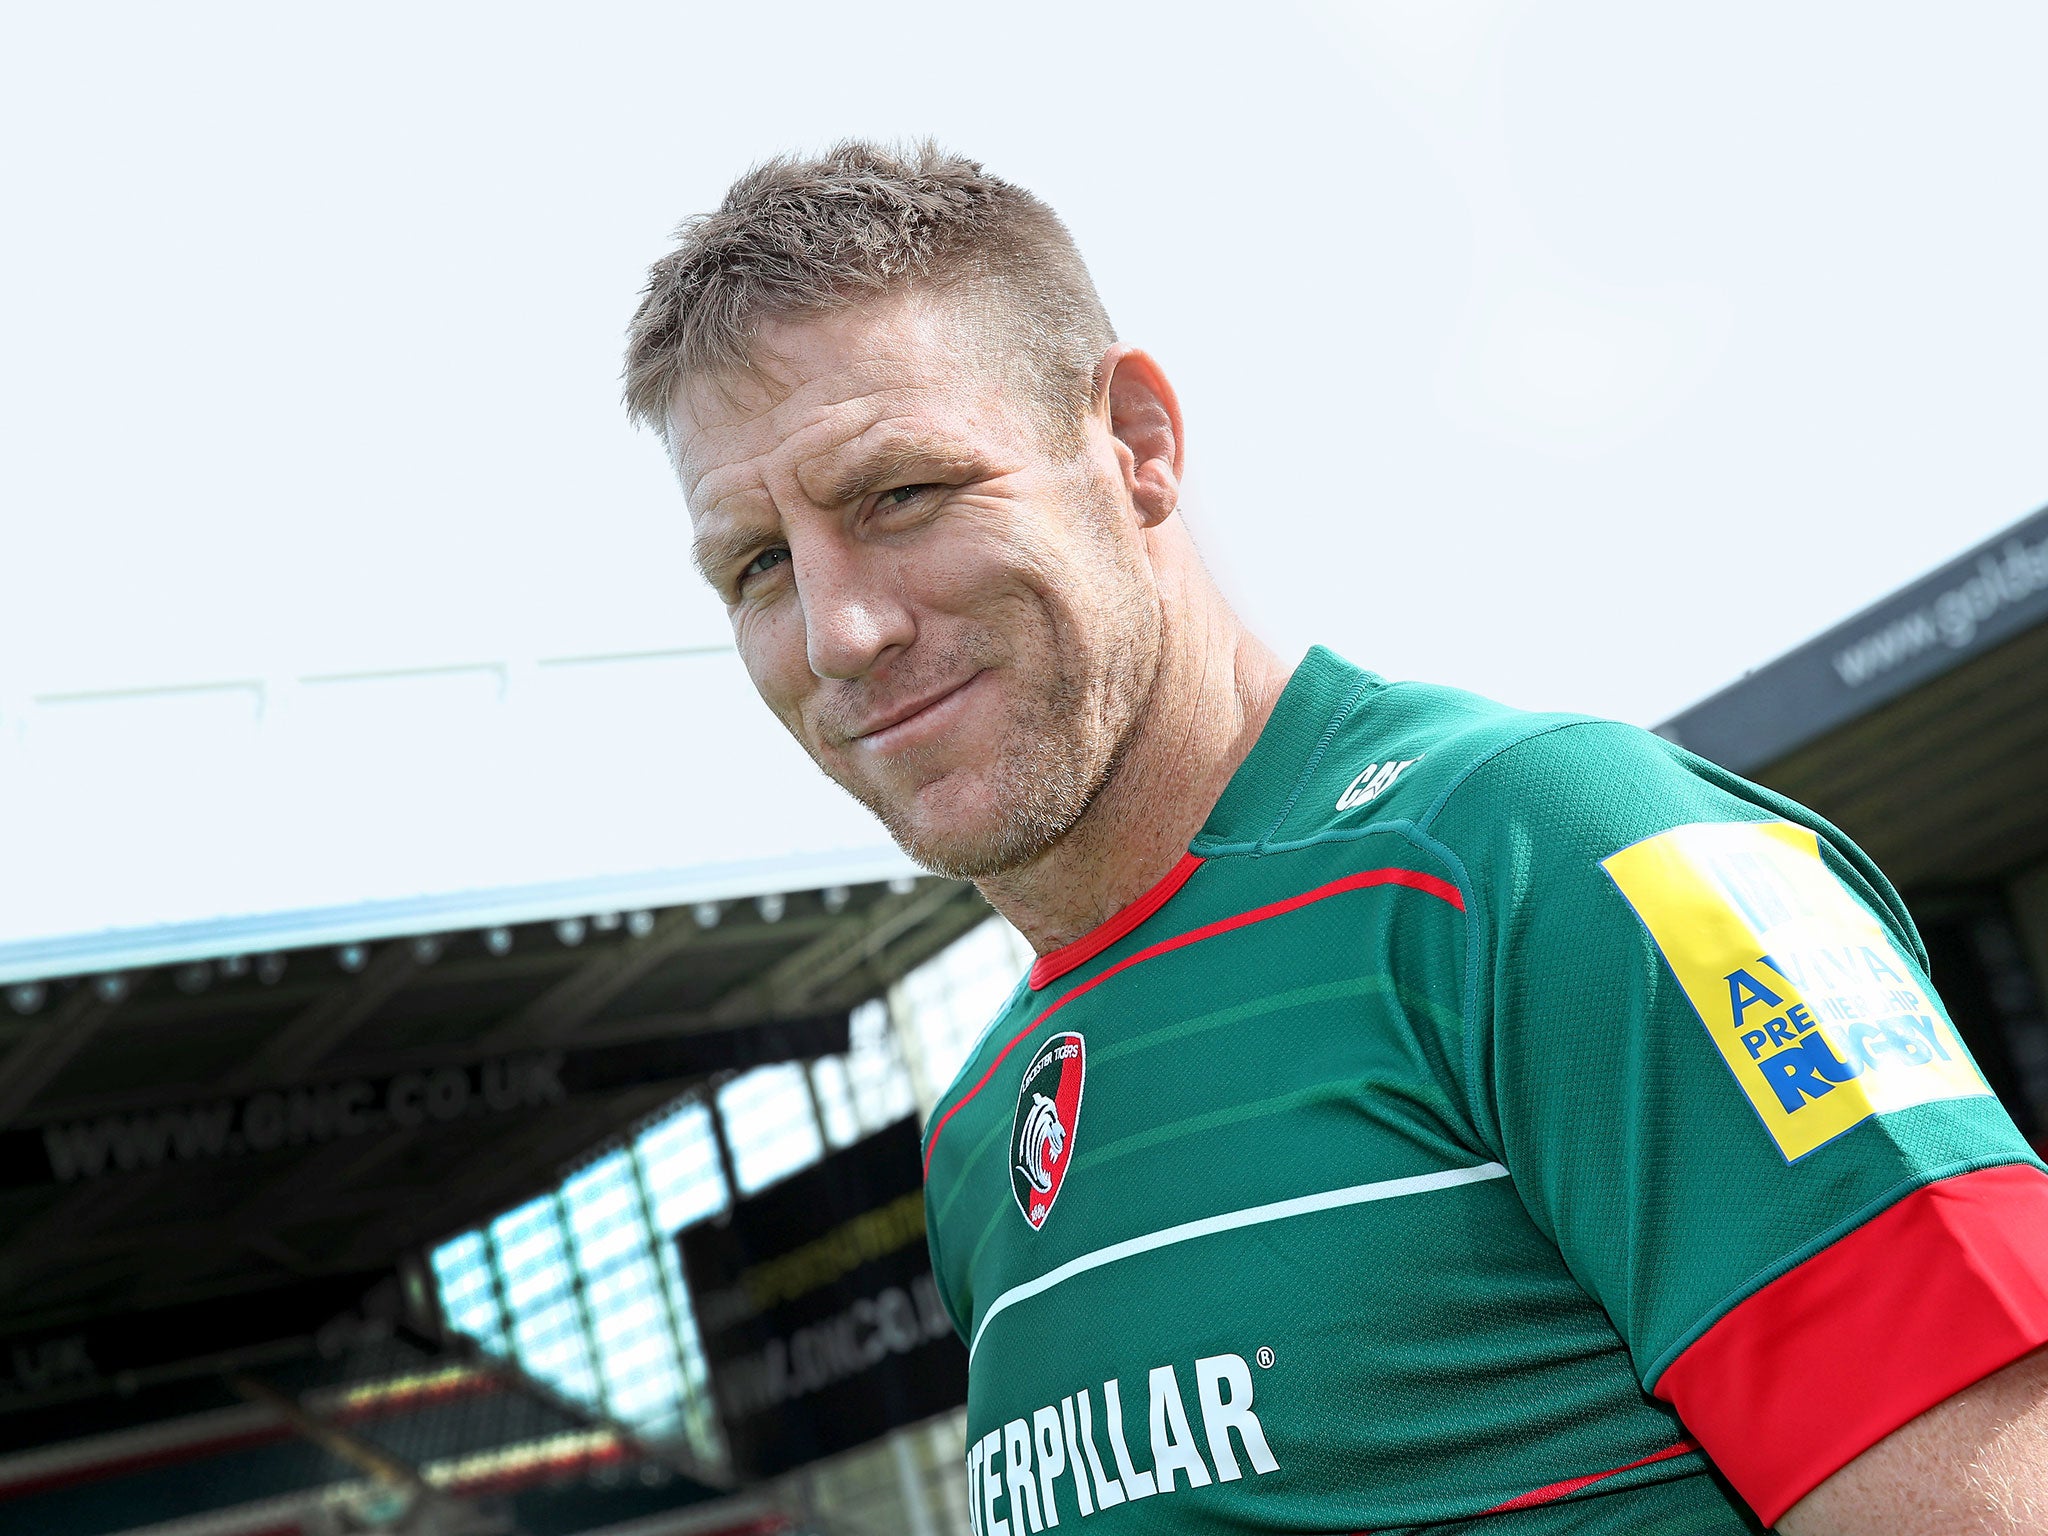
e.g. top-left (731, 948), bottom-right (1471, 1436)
top-left (623, 141), bottom-right (1116, 449)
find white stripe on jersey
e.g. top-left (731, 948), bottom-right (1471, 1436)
top-left (968, 1162), bottom-right (1511, 1360)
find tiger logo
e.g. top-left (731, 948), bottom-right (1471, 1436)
top-left (1015, 1091), bottom-right (1065, 1193)
top-left (1010, 1031), bottom-right (1085, 1230)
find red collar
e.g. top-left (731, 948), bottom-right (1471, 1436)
top-left (1028, 853), bottom-right (1204, 990)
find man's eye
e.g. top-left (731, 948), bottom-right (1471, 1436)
top-left (880, 484), bottom-right (934, 509)
top-left (740, 547), bottom-right (790, 583)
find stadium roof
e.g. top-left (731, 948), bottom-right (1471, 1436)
top-left (0, 874), bottom-right (990, 1341)
top-left (1659, 503), bottom-right (2048, 887)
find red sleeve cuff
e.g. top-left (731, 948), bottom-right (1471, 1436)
top-left (1654, 1162), bottom-right (2048, 1525)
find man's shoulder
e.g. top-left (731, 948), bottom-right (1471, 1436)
top-left (1202, 651), bottom-right (1696, 857)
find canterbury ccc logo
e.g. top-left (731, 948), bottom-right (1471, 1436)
top-left (1011, 1031), bottom-right (1085, 1230)
top-left (1335, 757), bottom-right (1419, 812)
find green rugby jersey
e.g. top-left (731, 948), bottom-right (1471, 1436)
top-left (921, 647), bottom-right (2048, 1533)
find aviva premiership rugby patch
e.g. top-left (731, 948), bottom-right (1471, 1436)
top-left (1012, 1032), bottom-right (1085, 1230)
top-left (1605, 820), bottom-right (1991, 1161)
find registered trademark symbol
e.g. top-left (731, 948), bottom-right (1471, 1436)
top-left (1255, 1346), bottom-right (1275, 1369)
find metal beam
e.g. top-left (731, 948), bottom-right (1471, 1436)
top-left (478, 909), bottom-right (716, 1052)
top-left (799, 886), bottom-right (995, 1017)
top-left (708, 881), bottom-right (975, 1024)
top-left (0, 990), bottom-right (119, 1127)
top-left (230, 1370), bottom-right (440, 1499)
top-left (225, 942), bottom-right (421, 1089)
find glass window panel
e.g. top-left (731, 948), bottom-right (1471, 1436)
top-left (510, 1297), bottom-right (599, 1402)
top-left (563, 1160), bottom-right (634, 1225)
top-left (589, 1271), bottom-right (660, 1331)
top-left (500, 1253), bottom-right (572, 1311)
top-left (811, 1056), bottom-right (860, 1147)
top-left (636, 1099), bottom-right (729, 1232)
top-left (718, 1063), bottom-right (823, 1194)
top-left (564, 1163), bottom-right (645, 1273)
top-left (842, 1001), bottom-right (915, 1133)
top-left (430, 1231), bottom-right (506, 1348)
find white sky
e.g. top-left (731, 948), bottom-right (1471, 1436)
top-left (2, 2), bottom-right (2045, 941)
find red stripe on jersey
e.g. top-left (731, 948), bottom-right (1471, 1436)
top-left (1479, 1438), bottom-right (1698, 1513)
top-left (1029, 853), bottom-right (1204, 990)
top-left (923, 866), bottom-right (1463, 1174)
top-left (1655, 1162), bottom-right (2048, 1525)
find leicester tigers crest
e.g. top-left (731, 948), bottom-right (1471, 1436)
top-left (1010, 1031), bottom-right (1085, 1230)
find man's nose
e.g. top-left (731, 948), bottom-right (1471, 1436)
top-left (795, 539), bottom-right (915, 680)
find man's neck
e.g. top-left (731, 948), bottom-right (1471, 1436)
top-left (977, 592), bottom-right (1289, 957)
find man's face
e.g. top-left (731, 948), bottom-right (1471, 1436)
top-left (672, 295), bottom-right (1161, 879)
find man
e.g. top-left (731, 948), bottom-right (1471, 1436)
top-left (625, 142), bottom-right (2048, 1532)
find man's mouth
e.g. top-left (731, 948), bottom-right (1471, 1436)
top-left (850, 671), bottom-right (988, 755)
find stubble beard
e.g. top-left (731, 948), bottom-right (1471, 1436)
top-left (822, 586), bottom-right (1157, 883)
top-left (851, 636), bottom-right (1150, 881)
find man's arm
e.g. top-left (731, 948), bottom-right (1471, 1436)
top-left (1780, 1346), bottom-right (2048, 1534)
top-left (1430, 721), bottom-right (2048, 1527)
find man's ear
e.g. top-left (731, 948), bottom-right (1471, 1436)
top-left (1097, 346), bottom-right (1184, 528)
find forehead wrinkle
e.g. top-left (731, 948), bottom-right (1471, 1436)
top-left (677, 317), bottom-right (987, 530)
top-left (672, 364), bottom-right (823, 502)
top-left (682, 387), bottom-right (871, 515)
top-left (683, 451), bottom-right (768, 527)
top-left (675, 307), bottom-right (975, 494)
top-left (691, 353), bottom-right (927, 454)
top-left (795, 412), bottom-right (971, 509)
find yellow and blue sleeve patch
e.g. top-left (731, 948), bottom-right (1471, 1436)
top-left (1603, 820), bottom-right (1990, 1162)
